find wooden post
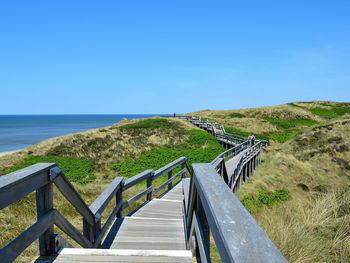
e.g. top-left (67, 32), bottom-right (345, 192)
top-left (116, 183), bottom-right (123, 218)
top-left (181, 163), bottom-right (186, 178)
top-left (146, 174), bottom-right (153, 201)
top-left (168, 170), bottom-right (173, 190)
top-left (36, 178), bottom-right (55, 256)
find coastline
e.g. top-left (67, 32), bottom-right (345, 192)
top-left (0, 150), bottom-right (21, 157)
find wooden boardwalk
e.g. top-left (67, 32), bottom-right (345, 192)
top-left (0, 116), bottom-right (287, 263)
top-left (53, 183), bottom-right (192, 262)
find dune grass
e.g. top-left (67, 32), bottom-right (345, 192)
top-left (2, 155), bottom-right (95, 184)
top-left (112, 129), bottom-right (223, 178)
top-left (120, 118), bottom-right (177, 130)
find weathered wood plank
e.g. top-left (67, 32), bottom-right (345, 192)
top-left (36, 182), bottom-right (54, 256)
top-left (124, 170), bottom-right (153, 191)
top-left (0, 209), bottom-right (55, 263)
top-left (53, 248), bottom-right (192, 263)
top-left (90, 177), bottom-right (123, 217)
top-left (0, 163), bottom-right (55, 209)
top-left (153, 157), bottom-right (187, 179)
top-left (153, 169), bottom-right (186, 196)
top-left (53, 174), bottom-right (95, 225)
top-left (122, 187), bottom-right (152, 210)
top-left (192, 163), bottom-right (287, 263)
top-left (53, 210), bottom-right (93, 248)
top-left (93, 199), bottom-right (123, 247)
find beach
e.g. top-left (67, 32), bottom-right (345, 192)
top-left (0, 150), bottom-right (21, 157)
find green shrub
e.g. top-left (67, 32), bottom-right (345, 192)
top-left (264, 130), bottom-right (299, 143)
top-left (112, 129), bottom-right (223, 178)
top-left (121, 118), bottom-right (176, 129)
top-left (241, 189), bottom-right (291, 213)
top-left (229, 112), bottom-right (245, 118)
top-left (309, 106), bottom-right (350, 119)
top-left (3, 156), bottom-right (95, 184)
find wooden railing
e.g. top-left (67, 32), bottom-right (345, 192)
top-left (184, 164), bottom-right (287, 262)
top-left (178, 115), bottom-right (266, 192)
top-left (0, 157), bottom-right (191, 262)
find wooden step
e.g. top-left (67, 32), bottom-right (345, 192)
top-left (108, 217), bottom-right (186, 250)
top-left (53, 248), bottom-right (192, 262)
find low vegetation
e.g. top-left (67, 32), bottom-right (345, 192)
top-left (236, 115), bottom-right (350, 262)
top-left (113, 129), bottom-right (222, 178)
top-left (1, 102), bottom-right (350, 262)
top-left (0, 117), bottom-right (224, 262)
top-left (3, 155), bottom-right (95, 184)
top-left (241, 189), bottom-right (291, 213)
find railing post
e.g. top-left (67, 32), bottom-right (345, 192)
top-left (116, 181), bottom-right (124, 218)
top-left (181, 163), bottom-right (185, 178)
top-left (83, 219), bottom-right (98, 246)
top-left (168, 170), bottom-right (173, 190)
top-left (36, 177), bottom-right (55, 257)
top-left (146, 172), bottom-right (153, 201)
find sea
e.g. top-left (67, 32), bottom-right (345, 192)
top-left (0, 114), bottom-right (169, 153)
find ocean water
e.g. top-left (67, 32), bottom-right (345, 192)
top-left (0, 114), bottom-right (168, 152)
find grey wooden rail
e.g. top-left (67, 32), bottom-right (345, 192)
top-left (0, 157), bottom-right (191, 262)
top-left (184, 164), bottom-right (287, 262)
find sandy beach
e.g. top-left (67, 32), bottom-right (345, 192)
top-left (0, 150), bottom-right (21, 157)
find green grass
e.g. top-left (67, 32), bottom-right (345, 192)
top-left (112, 129), bottom-right (223, 178)
top-left (289, 102), bottom-right (350, 119)
top-left (224, 127), bottom-right (250, 138)
top-left (241, 189), bottom-right (291, 213)
top-left (265, 118), bottom-right (319, 130)
top-left (225, 125), bottom-right (301, 143)
top-left (3, 156), bottom-right (95, 184)
top-left (121, 118), bottom-right (176, 129)
top-left (309, 106), bottom-right (350, 119)
top-left (229, 112), bottom-right (245, 118)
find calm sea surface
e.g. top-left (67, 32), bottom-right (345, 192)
top-left (0, 114), bottom-right (168, 152)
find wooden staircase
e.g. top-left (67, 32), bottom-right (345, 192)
top-left (52, 183), bottom-right (192, 262)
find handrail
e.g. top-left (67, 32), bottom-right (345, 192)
top-left (0, 155), bottom-right (192, 262)
top-left (186, 163), bottom-right (287, 262)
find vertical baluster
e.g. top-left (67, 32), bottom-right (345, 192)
top-left (36, 174), bottom-right (55, 256)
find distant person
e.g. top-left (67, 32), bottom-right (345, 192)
top-left (173, 113), bottom-right (176, 117)
top-left (249, 135), bottom-right (255, 146)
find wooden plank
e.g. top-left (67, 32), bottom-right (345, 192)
top-left (0, 209), bottom-right (55, 263)
top-left (0, 163), bottom-right (55, 209)
top-left (53, 174), bottom-right (95, 225)
top-left (36, 182), bottom-right (54, 256)
top-left (93, 199), bottom-right (123, 247)
top-left (53, 248), bottom-right (192, 263)
top-left (122, 187), bottom-right (152, 210)
top-left (182, 179), bottom-right (190, 216)
top-left (192, 163), bottom-right (287, 263)
top-left (192, 211), bottom-right (210, 263)
top-left (53, 210), bottom-right (93, 248)
top-left (153, 157), bottom-right (187, 179)
top-left (153, 169), bottom-right (185, 196)
top-left (90, 177), bottom-right (123, 217)
top-left (124, 170), bottom-right (153, 191)
top-left (111, 217), bottom-right (186, 250)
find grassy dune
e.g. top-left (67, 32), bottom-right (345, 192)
top-left (1, 102), bottom-right (350, 262)
top-left (0, 117), bottom-right (224, 262)
top-left (193, 101), bottom-right (350, 262)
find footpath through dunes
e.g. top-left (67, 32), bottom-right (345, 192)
top-left (189, 102), bottom-right (350, 262)
top-left (0, 116), bottom-right (287, 263)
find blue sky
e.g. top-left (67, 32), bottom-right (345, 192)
top-left (0, 1), bottom-right (349, 114)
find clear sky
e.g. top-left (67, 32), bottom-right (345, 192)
top-left (0, 1), bottom-right (349, 114)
